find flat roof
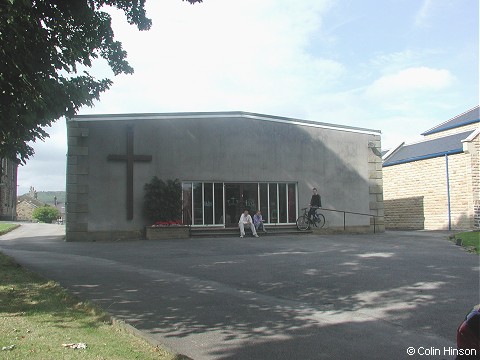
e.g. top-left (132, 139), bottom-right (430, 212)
top-left (71, 111), bottom-right (381, 136)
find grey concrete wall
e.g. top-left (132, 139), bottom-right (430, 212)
top-left (66, 114), bottom-right (384, 241)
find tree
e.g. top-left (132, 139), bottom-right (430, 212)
top-left (0, 0), bottom-right (202, 164)
top-left (32, 205), bottom-right (61, 223)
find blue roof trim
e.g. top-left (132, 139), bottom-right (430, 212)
top-left (422, 118), bottom-right (480, 135)
top-left (383, 148), bottom-right (463, 167)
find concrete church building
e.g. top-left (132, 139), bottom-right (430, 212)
top-left (66, 111), bottom-right (384, 241)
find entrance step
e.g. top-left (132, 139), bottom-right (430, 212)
top-left (189, 224), bottom-right (311, 238)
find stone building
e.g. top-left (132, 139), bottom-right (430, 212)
top-left (66, 111), bottom-right (384, 241)
top-left (0, 157), bottom-right (17, 221)
top-left (16, 188), bottom-right (66, 222)
top-left (16, 190), bottom-right (46, 221)
top-left (383, 106), bottom-right (479, 230)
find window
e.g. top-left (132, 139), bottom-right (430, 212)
top-left (259, 183), bottom-right (269, 223)
top-left (214, 183), bottom-right (223, 224)
top-left (204, 183), bottom-right (213, 225)
top-left (182, 182), bottom-right (297, 226)
top-left (279, 183), bottom-right (287, 223)
top-left (193, 182), bottom-right (203, 225)
top-left (288, 183), bottom-right (297, 222)
top-left (182, 183), bottom-right (192, 225)
top-left (269, 184), bottom-right (278, 223)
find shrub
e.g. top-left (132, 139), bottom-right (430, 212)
top-left (32, 205), bottom-right (61, 223)
top-left (143, 177), bottom-right (182, 224)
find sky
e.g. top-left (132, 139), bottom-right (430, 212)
top-left (17, 0), bottom-right (479, 195)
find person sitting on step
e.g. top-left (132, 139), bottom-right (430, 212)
top-left (239, 210), bottom-right (259, 238)
top-left (253, 210), bottom-right (267, 233)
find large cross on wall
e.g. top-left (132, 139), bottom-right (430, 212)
top-left (107, 126), bottom-right (152, 220)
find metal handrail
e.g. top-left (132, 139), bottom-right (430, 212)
top-left (316, 207), bottom-right (379, 233)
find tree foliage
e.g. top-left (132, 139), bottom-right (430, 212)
top-left (0, 0), bottom-right (202, 164)
top-left (32, 205), bottom-right (61, 223)
top-left (144, 177), bottom-right (182, 223)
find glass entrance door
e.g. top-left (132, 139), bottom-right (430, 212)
top-left (224, 183), bottom-right (258, 227)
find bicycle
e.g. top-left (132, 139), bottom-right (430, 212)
top-left (296, 207), bottom-right (325, 231)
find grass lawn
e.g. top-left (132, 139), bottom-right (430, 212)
top-left (0, 252), bottom-right (186, 359)
top-left (454, 231), bottom-right (480, 254)
top-left (0, 223), bottom-right (20, 236)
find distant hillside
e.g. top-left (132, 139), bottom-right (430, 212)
top-left (30, 191), bottom-right (66, 205)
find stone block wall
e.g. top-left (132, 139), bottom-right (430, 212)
top-left (368, 136), bottom-right (385, 232)
top-left (468, 135), bottom-right (480, 229)
top-left (66, 121), bottom-right (91, 241)
top-left (474, 206), bottom-right (479, 230)
top-left (16, 202), bottom-right (35, 221)
top-left (384, 196), bottom-right (424, 230)
top-left (383, 151), bottom-right (476, 230)
top-left (0, 158), bottom-right (17, 221)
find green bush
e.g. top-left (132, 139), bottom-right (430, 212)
top-left (32, 205), bottom-right (61, 223)
top-left (143, 177), bottom-right (182, 223)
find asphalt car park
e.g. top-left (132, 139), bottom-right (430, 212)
top-left (0, 223), bottom-right (478, 360)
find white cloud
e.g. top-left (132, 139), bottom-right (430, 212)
top-left (365, 67), bottom-right (455, 100)
top-left (82, 0), bottom-right (340, 115)
top-left (368, 49), bottom-right (445, 76)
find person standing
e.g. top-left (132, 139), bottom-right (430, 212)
top-left (239, 210), bottom-right (259, 238)
top-left (253, 210), bottom-right (267, 233)
top-left (308, 188), bottom-right (322, 221)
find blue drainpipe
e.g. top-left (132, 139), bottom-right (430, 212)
top-left (445, 154), bottom-right (451, 230)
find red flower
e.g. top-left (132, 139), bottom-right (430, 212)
top-left (152, 220), bottom-right (183, 227)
